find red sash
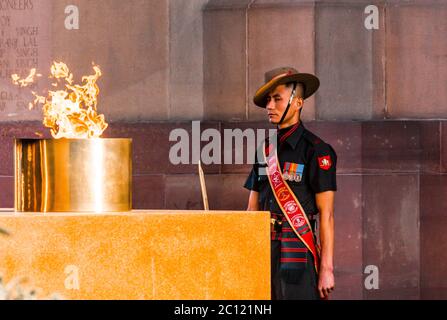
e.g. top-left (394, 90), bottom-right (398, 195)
top-left (263, 142), bottom-right (320, 274)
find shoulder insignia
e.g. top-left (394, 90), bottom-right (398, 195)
top-left (318, 155), bottom-right (332, 170)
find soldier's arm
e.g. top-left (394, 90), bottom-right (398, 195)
top-left (316, 190), bottom-right (335, 299)
top-left (247, 191), bottom-right (260, 211)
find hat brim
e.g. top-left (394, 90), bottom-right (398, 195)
top-left (253, 73), bottom-right (320, 108)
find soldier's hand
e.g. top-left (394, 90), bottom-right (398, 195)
top-left (318, 268), bottom-right (335, 299)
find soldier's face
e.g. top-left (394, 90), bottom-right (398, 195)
top-left (265, 84), bottom-right (300, 125)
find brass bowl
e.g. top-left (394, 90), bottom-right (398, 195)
top-left (15, 138), bottom-right (132, 212)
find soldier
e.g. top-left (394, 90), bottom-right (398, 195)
top-left (244, 67), bottom-right (336, 300)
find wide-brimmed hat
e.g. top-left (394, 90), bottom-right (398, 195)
top-left (253, 67), bottom-right (320, 108)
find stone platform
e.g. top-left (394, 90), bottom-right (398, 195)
top-left (0, 210), bottom-right (270, 300)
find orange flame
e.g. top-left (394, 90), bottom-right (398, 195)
top-left (11, 68), bottom-right (42, 87)
top-left (12, 62), bottom-right (108, 139)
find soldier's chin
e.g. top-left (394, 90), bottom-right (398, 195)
top-left (268, 116), bottom-right (279, 124)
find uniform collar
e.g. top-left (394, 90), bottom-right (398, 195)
top-left (278, 122), bottom-right (305, 150)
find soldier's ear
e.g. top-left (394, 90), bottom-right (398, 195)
top-left (295, 97), bottom-right (304, 109)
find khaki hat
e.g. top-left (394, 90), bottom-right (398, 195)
top-left (253, 67), bottom-right (320, 108)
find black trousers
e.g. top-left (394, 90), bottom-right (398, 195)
top-left (271, 240), bottom-right (320, 300)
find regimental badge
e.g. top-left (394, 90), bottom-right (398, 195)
top-left (318, 155), bottom-right (332, 170)
top-left (291, 214), bottom-right (306, 228)
top-left (284, 200), bottom-right (298, 214)
top-left (277, 186), bottom-right (290, 202)
top-left (282, 162), bottom-right (304, 182)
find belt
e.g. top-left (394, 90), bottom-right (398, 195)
top-left (270, 213), bottom-right (317, 225)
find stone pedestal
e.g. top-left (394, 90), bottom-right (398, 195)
top-left (0, 210), bottom-right (270, 300)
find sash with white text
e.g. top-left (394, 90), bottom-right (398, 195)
top-left (263, 142), bottom-right (320, 273)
